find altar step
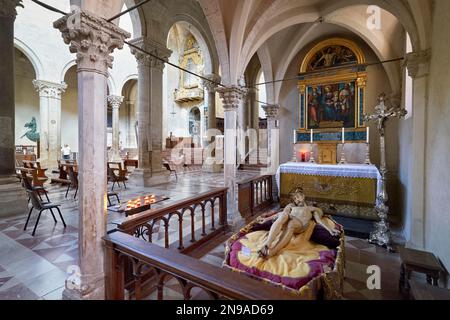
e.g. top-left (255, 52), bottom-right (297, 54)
top-left (332, 215), bottom-right (375, 239)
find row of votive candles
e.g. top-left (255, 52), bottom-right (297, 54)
top-left (126, 195), bottom-right (157, 210)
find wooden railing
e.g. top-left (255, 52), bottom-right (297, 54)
top-left (237, 175), bottom-right (274, 220)
top-left (104, 231), bottom-right (303, 300)
top-left (117, 187), bottom-right (228, 255)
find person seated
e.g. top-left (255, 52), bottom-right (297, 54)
top-left (258, 188), bottom-right (341, 259)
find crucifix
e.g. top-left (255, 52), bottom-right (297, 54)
top-left (364, 93), bottom-right (407, 250)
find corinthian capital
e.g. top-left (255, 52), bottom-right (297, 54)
top-left (405, 49), bottom-right (431, 79)
top-left (129, 37), bottom-right (172, 70)
top-left (53, 9), bottom-right (130, 76)
top-left (202, 74), bottom-right (221, 92)
top-left (0, 0), bottom-right (23, 18)
top-left (217, 86), bottom-right (245, 112)
top-left (33, 80), bottom-right (67, 99)
top-left (107, 95), bottom-right (124, 109)
top-left (262, 104), bottom-right (280, 120)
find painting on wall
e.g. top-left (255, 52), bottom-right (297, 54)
top-left (306, 81), bottom-right (356, 129)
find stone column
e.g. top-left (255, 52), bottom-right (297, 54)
top-left (54, 9), bottom-right (130, 300)
top-left (129, 37), bottom-right (172, 186)
top-left (247, 88), bottom-right (259, 165)
top-left (32, 80), bottom-right (67, 168)
top-left (237, 88), bottom-right (249, 165)
top-left (405, 49), bottom-right (431, 250)
top-left (0, 0), bottom-right (27, 218)
top-left (202, 74), bottom-right (222, 172)
top-left (107, 95), bottom-right (124, 162)
top-left (263, 104), bottom-right (280, 174)
top-left (217, 86), bottom-right (245, 228)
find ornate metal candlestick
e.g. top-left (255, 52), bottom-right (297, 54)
top-left (309, 143), bottom-right (315, 163)
top-left (364, 143), bottom-right (372, 165)
top-left (292, 144), bottom-right (297, 162)
top-left (364, 93), bottom-right (407, 250)
top-left (339, 143), bottom-right (347, 164)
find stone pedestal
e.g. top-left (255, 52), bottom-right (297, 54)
top-left (129, 37), bottom-right (172, 186)
top-left (0, 1), bottom-right (27, 217)
top-left (202, 74), bottom-right (222, 173)
top-left (0, 176), bottom-right (28, 218)
top-left (217, 86), bottom-right (245, 227)
top-left (262, 104), bottom-right (280, 174)
top-left (107, 95), bottom-right (124, 162)
top-left (54, 8), bottom-right (130, 300)
top-left (33, 80), bottom-right (67, 169)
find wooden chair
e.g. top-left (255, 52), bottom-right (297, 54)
top-left (23, 160), bottom-right (48, 180)
top-left (163, 161), bottom-right (178, 180)
top-left (24, 189), bottom-right (66, 236)
top-left (17, 167), bottom-right (47, 187)
top-left (65, 165), bottom-right (79, 199)
top-left (20, 170), bottom-right (50, 203)
top-left (107, 192), bottom-right (121, 206)
top-left (107, 162), bottom-right (128, 191)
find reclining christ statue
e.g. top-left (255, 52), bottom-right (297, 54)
top-left (258, 189), bottom-right (341, 259)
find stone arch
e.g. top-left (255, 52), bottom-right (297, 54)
top-left (60, 59), bottom-right (77, 83)
top-left (14, 37), bottom-right (44, 80)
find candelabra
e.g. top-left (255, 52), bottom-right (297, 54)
top-left (292, 144), bottom-right (297, 162)
top-left (338, 143), bottom-right (347, 165)
top-left (364, 143), bottom-right (372, 165)
top-left (365, 93), bottom-right (407, 251)
top-left (309, 143), bottom-right (315, 163)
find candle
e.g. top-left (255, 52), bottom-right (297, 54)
top-left (310, 129), bottom-right (313, 143)
top-left (293, 130), bottom-right (297, 144)
top-left (366, 127), bottom-right (370, 144)
top-left (342, 128), bottom-right (345, 144)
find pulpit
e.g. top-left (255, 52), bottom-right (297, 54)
top-left (276, 162), bottom-right (381, 220)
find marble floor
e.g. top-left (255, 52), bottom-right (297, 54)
top-left (0, 168), bottom-right (406, 300)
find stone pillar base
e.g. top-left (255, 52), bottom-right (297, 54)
top-left (129, 168), bottom-right (171, 187)
top-left (0, 176), bottom-right (28, 218)
top-left (202, 159), bottom-right (223, 173)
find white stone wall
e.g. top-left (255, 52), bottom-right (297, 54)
top-left (424, 0), bottom-right (450, 272)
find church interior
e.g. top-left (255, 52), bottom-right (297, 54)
top-left (0, 0), bottom-right (449, 301)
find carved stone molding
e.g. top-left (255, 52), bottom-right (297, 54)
top-left (53, 9), bottom-right (130, 76)
top-left (129, 37), bottom-right (172, 71)
top-left (405, 49), bottom-right (431, 79)
top-left (262, 104), bottom-right (280, 120)
top-left (202, 74), bottom-right (221, 93)
top-left (33, 80), bottom-right (67, 99)
top-left (107, 95), bottom-right (124, 109)
top-left (0, 0), bottom-right (23, 18)
top-left (217, 86), bottom-right (245, 112)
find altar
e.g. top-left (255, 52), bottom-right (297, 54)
top-left (276, 162), bottom-right (381, 220)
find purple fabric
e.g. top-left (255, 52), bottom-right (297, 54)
top-left (227, 234), bottom-right (337, 291)
top-left (310, 224), bottom-right (341, 249)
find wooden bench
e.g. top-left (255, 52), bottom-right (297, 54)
top-left (22, 160), bottom-right (48, 180)
top-left (399, 247), bottom-right (447, 293)
top-left (17, 167), bottom-right (47, 187)
top-left (409, 280), bottom-right (450, 300)
top-left (50, 160), bottom-right (71, 185)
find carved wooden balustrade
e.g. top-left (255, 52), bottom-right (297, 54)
top-left (237, 175), bottom-right (275, 220)
top-left (104, 231), bottom-right (303, 300)
top-left (117, 187), bottom-right (228, 255)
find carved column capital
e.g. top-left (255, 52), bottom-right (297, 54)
top-left (33, 80), bottom-right (67, 99)
top-left (262, 104), bottom-right (280, 120)
top-left (0, 0), bottom-right (23, 18)
top-left (405, 49), bottom-right (431, 79)
top-left (202, 74), bottom-right (221, 93)
top-left (217, 86), bottom-right (245, 112)
top-left (129, 37), bottom-right (172, 71)
top-left (53, 9), bottom-right (130, 76)
top-left (107, 95), bottom-right (124, 109)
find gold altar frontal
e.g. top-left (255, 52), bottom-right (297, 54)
top-left (278, 163), bottom-right (380, 220)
